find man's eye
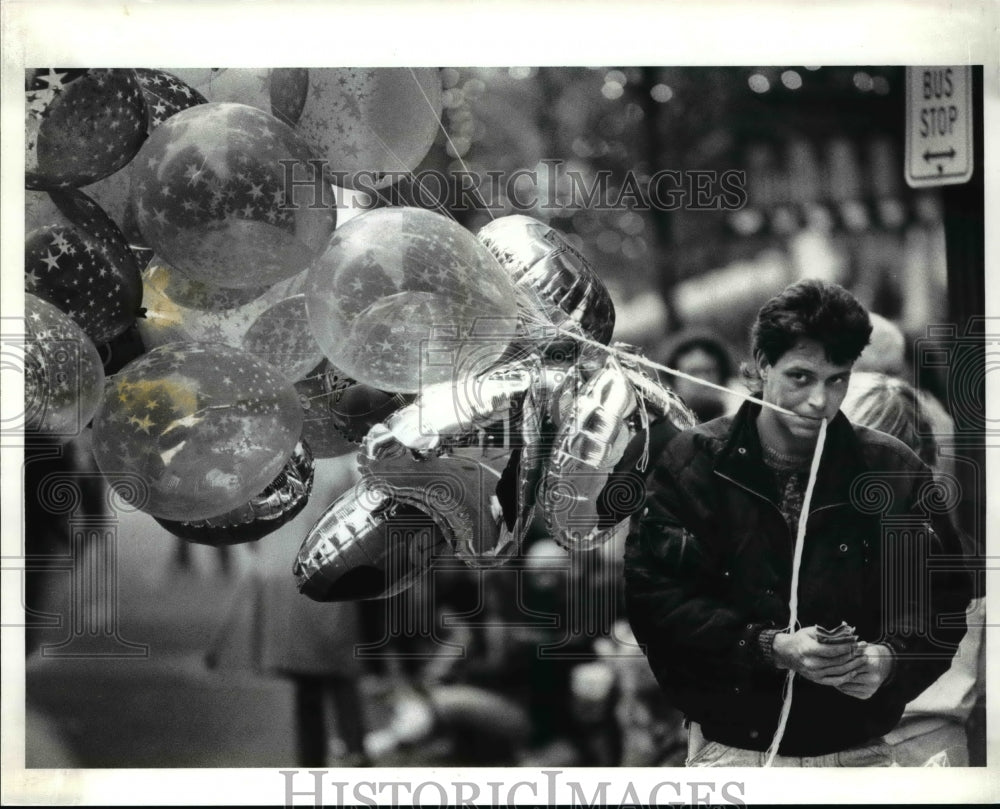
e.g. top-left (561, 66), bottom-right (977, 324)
top-left (789, 373), bottom-right (808, 383)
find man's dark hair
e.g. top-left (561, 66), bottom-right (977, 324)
top-left (743, 279), bottom-right (872, 389)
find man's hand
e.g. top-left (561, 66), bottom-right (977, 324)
top-left (833, 641), bottom-right (894, 700)
top-left (772, 626), bottom-right (865, 687)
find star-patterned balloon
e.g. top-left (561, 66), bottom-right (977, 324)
top-left (135, 69), bottom-right (209, 130)
top-left (24, 293), bottom-right (105, 440)
top-left (79, 70), bottom-right (207, 249)
top-left (142, 257), bottom-right (270, 312)
top-left (25, 69), bottom-right (148, 190)
top-left (269, 68), bottom-right (310, 127)
top-left (24, 189), bottom-right (143, 344)
top-left (275, 67), bottom-right (443, 190)
top-left (154, 439), bottom-right (315, 546)
top-left (130, 102), bottom-right (337, 288)
top-left (305, 206), bottom-right (519, 393)
top-left (241, 294), bottom-right (326, 381)
top-left (138, 259), bottom-right (320, 380)
top-left (91, 342), bottom-right (304, 521)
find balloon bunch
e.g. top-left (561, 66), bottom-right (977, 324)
top-left (293, 215), bottom-right (697, 601)
top-left (21, 67), bottom-right (446, 545)
top-left (21, 67), bottom-right (698, 608)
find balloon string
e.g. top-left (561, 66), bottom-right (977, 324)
top-left (407, 67), bottom-right (497, 222)
top-left (515, 310), bottom-right (801, 419)
top-left (635, 376), bottom-right (652, 473)
top-left (763, 416), bottom-right (828, 767)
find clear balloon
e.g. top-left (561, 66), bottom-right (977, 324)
top-left (26, 69), bottom-right (147, 190)
top-left (130, 102), bottom-right (337, 288)
top-left (197, 68), bottom-right (309, 128)
top-left (477, 215), bottom-right (616, 348)
top-left (138, 259), bottom-right (322, 381)
top-left (141, 257), bottom-right (270, 315)
top-left (241, 294), bottom-right (326, 381)
top-left (25, 189), bottom-right (60, 233)
top-left (305, 206), bottom-right (519, 393)
top-left (76, 167), bottom-right (140, 247)
top-left (23, 293), bottom-right (105, 440)
top-left (154, 439), bottom-right (315, 545)
top-left (78, 70), bottom-right (208, 246)
top-left (276, 67), bottom-right (443, 190)
top-left (25, 189), bottom-right (143, 344)
top-left (91, 342), bottom-right (304, 521)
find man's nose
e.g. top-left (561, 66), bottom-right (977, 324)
top-left (806, 384), bottom-right (828, 411)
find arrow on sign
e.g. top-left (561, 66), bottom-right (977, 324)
top-left (924, 148), bottom-right (956, 161)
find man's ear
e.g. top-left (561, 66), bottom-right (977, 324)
top-left (755, 351), bottom-right (770, 379)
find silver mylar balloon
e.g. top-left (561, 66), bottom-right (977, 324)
top-left (477, 215), bottom-right (616, 348)
top-left (367, 357), bottom-right (536, 453)
top-left (294, 480), bottom-right (448, 601)
top-left (154, 439), bottom-right (315, 545)
top-left (359, 359), bottom-right (552, 568)
top-left (540, 349), bottom-right (696, 552)
top-left (360, 432), bottom-right (515, 568)
top-left (541, 356), bottom-right (637, 551)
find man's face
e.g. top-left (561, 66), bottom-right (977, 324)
top-left (759, 338), bottom-right (854, 443)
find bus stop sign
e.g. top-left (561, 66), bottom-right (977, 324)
top-left (905, 66), bottom-right (973, 188)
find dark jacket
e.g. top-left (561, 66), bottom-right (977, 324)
top-left (623, 400), bottom-right (972, 756)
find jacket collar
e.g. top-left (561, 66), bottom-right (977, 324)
top-left (714, 399), bottom-right (869, 510)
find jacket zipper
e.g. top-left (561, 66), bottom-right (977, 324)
top-left (715, 470), bottom-right (793, 547)
top-left (716, 471), bottom-right (849, 527)
top-left (715, 471), bottom-right (861, 588)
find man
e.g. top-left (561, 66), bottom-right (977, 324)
top-left (623, 279), bottom-right (972, 766)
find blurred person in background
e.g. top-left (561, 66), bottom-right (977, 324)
top-left (840, 371), bottom-right (984, 767)
top-left (374, 536), bottom-right (625, 767)
top-left (23, 433), bottom-right (107, 656)
top-left (656, 329), bottom-right (736, 422)
top-left (854, 312), bottom-right (907, 378)
top-left (205, 453), bottom-right (371, 767)
top-left (851, 311), bottom-right (957, 481)
top-left (23, 432), bottom-right (105, 767)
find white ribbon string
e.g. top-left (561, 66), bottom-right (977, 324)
top-left (514, 312), bottom-right (803, 420)
top-left (763, 416), bottom-right (829, 767)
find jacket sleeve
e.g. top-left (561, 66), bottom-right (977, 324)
top-left (623, 449), bottom-right (780, 700)
top-left (874, 464), bottom-right (975, 706)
